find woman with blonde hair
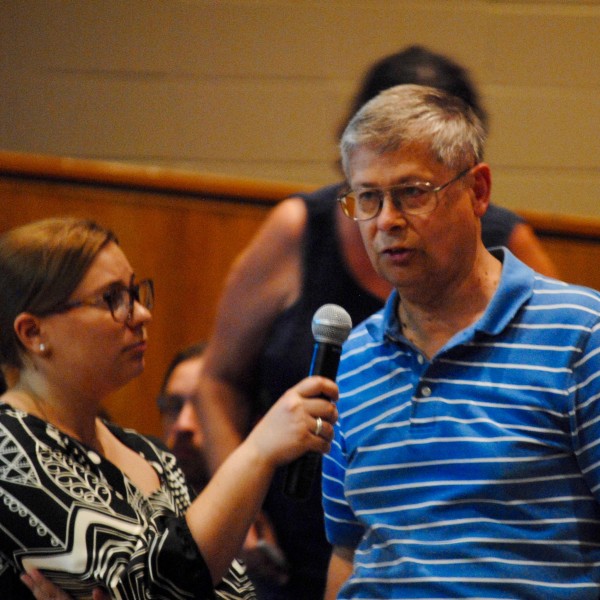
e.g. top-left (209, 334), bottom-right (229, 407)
top-left (0, 217), bottom-right (337, 599)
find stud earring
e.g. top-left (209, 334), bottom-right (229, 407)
top-left (39, 343), bottom-right (46, 353)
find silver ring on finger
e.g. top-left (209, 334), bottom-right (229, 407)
top-left (314, 416), bottom-right (323, 437)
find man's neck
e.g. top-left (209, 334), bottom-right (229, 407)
top-left (398, 251), bottom-right (502, 358)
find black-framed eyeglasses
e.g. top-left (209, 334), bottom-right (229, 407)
top-left (41, 278), bottom-right (154, 323)
top-left (337, 165), bottom-right (474, 221)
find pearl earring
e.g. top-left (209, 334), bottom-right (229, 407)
top-left (39, 343), bottom-right (46, 353)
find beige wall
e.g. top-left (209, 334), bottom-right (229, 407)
top-left (2, 0), bottom-right (599, 217)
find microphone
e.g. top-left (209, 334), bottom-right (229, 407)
top-left (283, 304), bottom-right (352, 500)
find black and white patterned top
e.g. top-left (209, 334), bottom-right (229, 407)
top-left (0, 403), bottom-right (256, 599)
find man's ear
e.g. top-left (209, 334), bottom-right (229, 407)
top-left (13, 313), bottom-right (45, 354)
top-left (470, 163), bottom-right (492, 217)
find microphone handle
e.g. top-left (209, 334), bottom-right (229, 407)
top-left (283, 342), bottom-right (342, 500)
top-left (309, 342), bottom-right (344, 381)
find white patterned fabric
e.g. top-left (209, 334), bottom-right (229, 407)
top-left (0, 406), bottom-right (256, 599)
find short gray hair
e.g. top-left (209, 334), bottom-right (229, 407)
top-left (340, 84), bottom-right (486, 177)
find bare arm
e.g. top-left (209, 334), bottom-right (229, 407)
top-left (187, 375), bottom-right (338, 584)
top-left (21, 373), bottom-right (336, 595)
top-left (507, 222), bottom-right (559, 278)
top-left (325, 545), bottom-right (355, 600)
top-left (197, 197), bottom-right (307, 472)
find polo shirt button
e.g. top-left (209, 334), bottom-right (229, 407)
top-left (421, 386), bottom-right (432, 397)
top-left (417, 354), bottom-right (424, 365)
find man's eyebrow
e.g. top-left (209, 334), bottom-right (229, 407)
top-left (354, 175), bottom-right (429, 188)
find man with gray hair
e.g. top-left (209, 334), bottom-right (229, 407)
top-left (323, 84), bottom-right (600, 599)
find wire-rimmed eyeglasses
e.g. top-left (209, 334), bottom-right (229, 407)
top-left (337, 166), bottom-right (474, 221)
top-left (40, 278), bottom-right (154, 323)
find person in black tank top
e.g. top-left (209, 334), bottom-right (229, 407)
top-left (256, 185), bottom-right (382, 598)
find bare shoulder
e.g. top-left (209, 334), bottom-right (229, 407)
top-left (507, 222), bottom-right (559, 278)
top-left (248, 196), bottom-right (307, 255)
top-left (224, 196), bottom-right (307, 297)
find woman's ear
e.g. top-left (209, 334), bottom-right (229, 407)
top-left (470, 163), bottom-right (492, 218)
top-left (13, 313), bottom-right (47, 356)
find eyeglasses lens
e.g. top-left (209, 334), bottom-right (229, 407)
top-left (110, 280), bottom-right (154, 323)
top-left (157, 394), bottom-right (184, 417)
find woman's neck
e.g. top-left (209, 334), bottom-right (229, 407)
top-left (7, 378), bottom-right (101, 450)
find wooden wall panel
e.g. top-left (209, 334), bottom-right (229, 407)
top-left (1, 151), bottom-right (600, 438)
top-left (537, 237), bottom-right (600, 292)
top-left (0, 175), bottom-right (271, 437)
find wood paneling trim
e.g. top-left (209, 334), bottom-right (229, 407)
top-left (2, 150), bottom-right (599, 240)
top-left (518, 209), bottom-right (600, 241)
top-left (1, 151), bottom-right (599, 437)
top-left (0, 150), bottom-right (315, 203)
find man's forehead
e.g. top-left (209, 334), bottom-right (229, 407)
top-left (348, 143), bottom-right (442, 185)
top-left (166, 358), bottom-right (203, 393)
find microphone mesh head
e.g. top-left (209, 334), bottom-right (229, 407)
top-left (311, 304), bottom-right (353, 345)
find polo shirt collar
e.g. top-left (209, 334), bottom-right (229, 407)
top-left (376, 247), bottom-right (536, 344)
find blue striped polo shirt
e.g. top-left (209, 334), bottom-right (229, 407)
top-left (322, 249), bottom-right (600, 599)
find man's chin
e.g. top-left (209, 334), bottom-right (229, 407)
top-left (173, 453), bottom-right (209, 484)
top-left (173, 453), bottom-right (200, 468)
